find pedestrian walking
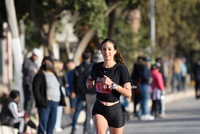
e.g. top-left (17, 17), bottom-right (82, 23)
top-left (22, 48), bottom-right (40, 116)
top-left (32, 56), bottom-right (66, 134)
top-left (86, 38), bottom-right (132, 134)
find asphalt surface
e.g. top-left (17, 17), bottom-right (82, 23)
top-left (55, 96), bottom-right (200, 134)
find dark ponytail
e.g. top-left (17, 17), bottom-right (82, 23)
top-left (114, 50), bottom-right (124, 65)
top-left (101, 38), bottom-right (125, 65)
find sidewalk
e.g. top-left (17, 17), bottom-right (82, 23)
top-left (0, 87), bottom-right (195, 134)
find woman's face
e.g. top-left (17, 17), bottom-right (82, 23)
top-left (101, 41), bottom-right (117, 61)
top-left (42, 60), bottom-right (53, 70)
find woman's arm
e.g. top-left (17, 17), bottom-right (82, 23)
top-left (8, 102), bottom-right (24, 119)
top-left (103, 75), bottom-right (132, 99)
top-left (86, 75), bottom-right (95, 89)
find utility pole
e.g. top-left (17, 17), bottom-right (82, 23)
top-left (4, 0), bottom-right (24, 110)
top-left (150, 0), bottom-right (155, 47)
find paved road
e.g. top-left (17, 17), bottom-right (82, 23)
top-left (124, 97), bottom-right (200, 134)
top-left (55, 97), bottom-right (200, 134)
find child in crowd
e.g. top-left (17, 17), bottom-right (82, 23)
top-left (0, 90), bottom-right (37, 134)
top-left (150, 63), bottom-right (165, 117)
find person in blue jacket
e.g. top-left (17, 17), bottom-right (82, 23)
top-left (138, 57), bottom-right (155, 121)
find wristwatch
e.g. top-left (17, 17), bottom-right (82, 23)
top-left (111, 83), bottom-right (117, 90)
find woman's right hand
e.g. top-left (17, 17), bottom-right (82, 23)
top-left (86, 75), bottom-right (94, 89)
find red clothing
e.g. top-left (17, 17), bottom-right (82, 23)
top-left (151, 69), bottom-right (165, 92)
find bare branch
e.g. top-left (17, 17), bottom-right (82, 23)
top-left (104, 1), bottom-right (121, 17)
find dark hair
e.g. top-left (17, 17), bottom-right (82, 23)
top-left (40, 56), bottom-right (54, 71)
top-left (0, 90), bottom-right (19, 106)
top-left (100, 38), bottom-right (124, 65)
top-left (9, 90), bottom-right (19, 99)
top-left (66, 59), bottom-right (73, 64)
top-left (42, 56), bottom-right (54, 64)
top-left (82, 51), bottom-right (92, 60)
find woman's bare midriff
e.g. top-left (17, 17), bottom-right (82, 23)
top-left (98, 100), bottom-right (119, 106)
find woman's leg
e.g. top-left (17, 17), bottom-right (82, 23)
top-left (38, 102), bottom-right (51, 134)
top-left (54, 106), bottom-right (63, 129)
top-left (151, 100), bottom-right (156, 116)
top-left (47, 101), bottom-right (59, 134)
top-left (139, 85), bottom-right (145, 115)
top-left (93, 114), bottom-right (108, 134)
top-left (109, 126), bottom-right (124, 134)
top-left (155, 100), bottom-right (160, 117)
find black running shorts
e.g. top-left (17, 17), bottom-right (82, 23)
top-left (92, 100), bottom-right (125, 128)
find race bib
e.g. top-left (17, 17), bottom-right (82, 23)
top-left (96, 77), bottom-right (112, 93)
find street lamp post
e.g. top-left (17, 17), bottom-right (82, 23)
top-left (150, 0), bottom-right (155, 47)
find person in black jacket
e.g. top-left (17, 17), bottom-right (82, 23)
top-left (130, 56), bottom-right (143, 117)
top-left (70, 51), bottom-right (91, 134)
top-left (0, 90), bottom-right (37, 134)
top-left (78, 50), bottom-right (104, 134)
top-left (32, 56), bottom-right (66, 134)
top-left (193, 59), bottom-right (200, 99)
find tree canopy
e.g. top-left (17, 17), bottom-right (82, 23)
top-left (1, 0), bottom-right (200, 69)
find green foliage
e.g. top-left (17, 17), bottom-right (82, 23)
top-left (73, 0), bottom-right (108, 39)
top-left (24, 19), bottom-right (41, 51)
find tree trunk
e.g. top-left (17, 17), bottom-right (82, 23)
top-left (4, 0), bottom-right (24, 110)
top-left (107, 10), bottom-right (116, 39)
top-left (73, 29), bottom-right (95, 65)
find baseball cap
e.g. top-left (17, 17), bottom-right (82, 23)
top-left (152, 62), bottom-right (161, 69)
top-left (144, 56), bottom-right (151, 62)
top-left (32, 48), bottom-right (40, 56)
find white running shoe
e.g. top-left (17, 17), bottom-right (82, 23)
top-left (54, 128), bottom-right (63, 132)
top-left (141, 115), bottom-right (155, 121)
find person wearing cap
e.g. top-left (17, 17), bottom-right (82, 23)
top-left (22, 48), bottom-right (40, 117)
top-left (138, 57), bottom-right (155, 121)
top-left (32, 56), bottom-right (66, 134)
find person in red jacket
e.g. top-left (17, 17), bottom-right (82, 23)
top-left (150, 62), bottom-right (165, 117)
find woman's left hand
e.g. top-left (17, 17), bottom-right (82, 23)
top-left (103, 75), bottom-right (113, 86)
